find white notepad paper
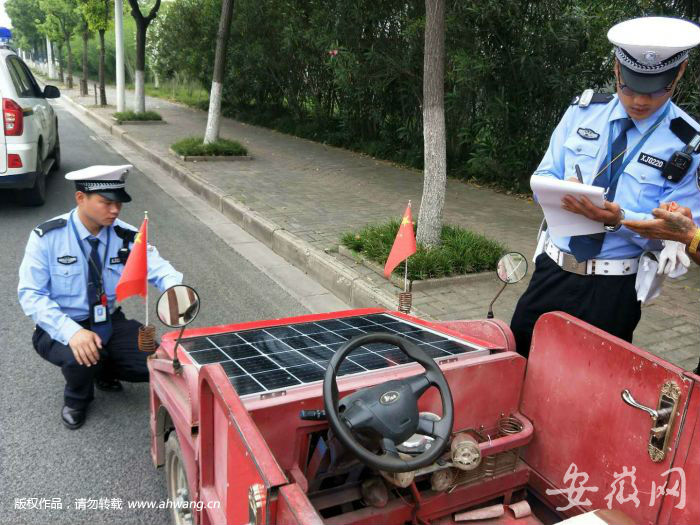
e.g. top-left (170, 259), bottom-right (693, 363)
top-left (530, 175), bottom-right (606, 237)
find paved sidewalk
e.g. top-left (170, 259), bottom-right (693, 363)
top-left (51, 78), bottom-right (699, 370)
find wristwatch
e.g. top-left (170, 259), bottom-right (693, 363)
top-left (604, 208), bottom-right (625, 232)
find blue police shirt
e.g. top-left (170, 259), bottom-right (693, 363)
top-left (18, 208), bottom-right (183, 346)
top-left (533, 95), bottom-right (700, 259)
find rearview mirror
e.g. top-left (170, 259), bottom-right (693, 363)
top-left (496, 252), bottom-right (528, 284)
top-left (156, 285), bottom-right (200, 328)
top-left (488, 252), bottom-right (528, 319)
top-left (43, 85), bottom-right (60, 99)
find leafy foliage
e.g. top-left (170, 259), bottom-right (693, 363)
top-left (171, 136), bottom-right (248, 156)
top-left (341, 220), bottom-right (506, 280)
top-left (6, 0), bottom-right (45, 50)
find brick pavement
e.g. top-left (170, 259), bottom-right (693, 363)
top-left (54, 79), bottom-right (699, 370)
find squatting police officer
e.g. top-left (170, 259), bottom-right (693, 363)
top-left (18, 165), bottom-right (183, 429)
top-left (511, 17), bottom-right (700, 356)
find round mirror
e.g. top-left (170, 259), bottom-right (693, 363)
top-left (156, 285), bottom-right (201, 328)
top-left (496, 252), bottom-right (528, 284)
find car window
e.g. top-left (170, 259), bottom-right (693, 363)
top-left (5, 57), bottom-right (24, 97)
top-left (6, 57), bottom-right (41, 98)
top-left (17, 59), bottom-right (43, 97)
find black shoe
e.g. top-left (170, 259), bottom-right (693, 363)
top-left (95, 378), bottom-right (123, 392)
top-left (61, 405), bottom-right (86, 430)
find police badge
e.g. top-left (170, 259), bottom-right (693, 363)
top-left (577, 128), bottom-right (599, 140)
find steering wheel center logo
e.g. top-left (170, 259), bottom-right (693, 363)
top-left (380, 391), bottom-right (400, 405)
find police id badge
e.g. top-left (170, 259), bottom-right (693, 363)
top-left (93, 304), bottom-right (107, 324)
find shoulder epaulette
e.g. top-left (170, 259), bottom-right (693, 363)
top-left (571, 89), bottom-right (613, 108)
top-left (670, 116), bottom-right (700, 146)
top-left (33, 218), bottom-right (66, 237)
top-left (113, 225), bottom-right (137, 242)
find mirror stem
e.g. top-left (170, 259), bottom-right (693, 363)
top-left (172, 325), bottom-right (187, 374)
top-left (487, 282), bottom-right (508, 319)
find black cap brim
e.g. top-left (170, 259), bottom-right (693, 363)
top-left (619, 63), bottom-right (680, 94)
top-left (94, 188), bottom-right (132, 203)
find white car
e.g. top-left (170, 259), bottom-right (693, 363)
top-left (0, 46), bottom-right (60, 206)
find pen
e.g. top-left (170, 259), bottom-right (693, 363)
top-left (575, 164), bottom-right (583, 183)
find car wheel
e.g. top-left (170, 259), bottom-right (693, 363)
top-left (50, 132), bottom-right (60, 173)
top-left (18, 152), bottom-right (46, 206)
top-left (165, 434), bottom-right (194, 525)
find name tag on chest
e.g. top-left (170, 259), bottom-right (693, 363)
top-left (638, 153), bottom-right (666, 171)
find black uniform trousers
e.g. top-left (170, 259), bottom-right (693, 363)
top-left (510, 253), bottom-right (642, 358)
top-left (32, 308), bottom-right (152, 409)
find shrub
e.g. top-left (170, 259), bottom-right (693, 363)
top-left (171, 136), bottom-right (248, 157)
top-left (113, 110), bottom-right (163, 123)
top-left (341, 220), bottom-right (507, 280)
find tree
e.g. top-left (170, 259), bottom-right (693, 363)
top-left (204, 0), bottom-right (235, 144)
top-left (6, 0), bottom-right (45, 54)
top-left (39, 0), bottom-right (81, 89)
top-left (80, 0), bottom-right (113, 105)
top-left (416, 0), bottom-right (446, 248)
top-left (37, 12), bottom-right (64, 82)
top-left (79, 19), bottom-right (92, 95)
top-left (127, 0), bottom-right (162, 113)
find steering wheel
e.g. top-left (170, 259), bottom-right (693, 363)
top-left (323, 333), bottom-right (454, 473)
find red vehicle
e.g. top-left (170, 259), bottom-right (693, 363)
top-left (147, 255), bottom-right (699, 525)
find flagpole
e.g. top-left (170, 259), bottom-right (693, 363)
top-left (405, 200), bottom-right (411, 292)
top-left (144, 210), bottom-right (149, 327)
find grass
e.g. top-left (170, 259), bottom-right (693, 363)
top-left (144, 80), bottom-right (209, 111)
top-left (171, 136), bottom-right (248, 157)
top-left (341, 220), bottom-right (507, 281)
top-left (113, 110), bottom-right (163, 123)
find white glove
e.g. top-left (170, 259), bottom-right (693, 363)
top-left (657, 240), bottom-right (691, 276)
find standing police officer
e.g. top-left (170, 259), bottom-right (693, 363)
top-left (511, 17), bottom-right (700, 357)
top-left (18, 165), bottom-right (183, 429)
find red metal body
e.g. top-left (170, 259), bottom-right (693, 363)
top-left (148, 308), bottom-right (700, 525)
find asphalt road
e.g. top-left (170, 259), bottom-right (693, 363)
top-left (0, 104), bottom-right (308, 524)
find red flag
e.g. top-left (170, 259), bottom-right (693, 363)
top-left (116, 217), bottom-right (148, 302)
top-left (384, 203), bottom-right (417, 278)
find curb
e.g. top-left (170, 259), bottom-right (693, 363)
top-left (167, 147), bottom-right (253, 162)
top-left (59, 91), bottom-right (426, 317)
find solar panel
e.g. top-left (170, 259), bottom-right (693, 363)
top-left (179, 313), bottom-right (488, 397)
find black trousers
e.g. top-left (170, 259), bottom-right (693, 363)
top-left (510, 253), bottom-right (642, 358)
top-left (32, 309), bottom-right (152, 409)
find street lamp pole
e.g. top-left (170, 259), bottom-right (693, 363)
top-left (115, 0), bottom-right (126, 112)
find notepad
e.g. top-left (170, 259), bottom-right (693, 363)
top-left (531, 175), bottom-right (606, 237)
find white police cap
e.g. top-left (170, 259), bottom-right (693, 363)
top-left (65, 164), bottom-right (133, 202)
top-left (608, 17), bottom-right (700, 94)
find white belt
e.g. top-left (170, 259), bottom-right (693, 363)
top-left (545, 239), bottom-right (639, 276)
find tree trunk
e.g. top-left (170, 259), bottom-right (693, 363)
top-left (65, 37), bottom-right (74, 89)
top-left (204, 0), bottom-right (235, 145)
top-left (128, 0), bottom-right (162, 113)
top-left (57, 43), bottom-right (64, 83)
top-left (81, 29), bottom-right (89, 96)
top-left (416, 0), bottom-right (446, 249)
top-left (134, 20), bottom-right (147, 113)
top-left (99, 30), bottom-right (107, 106)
